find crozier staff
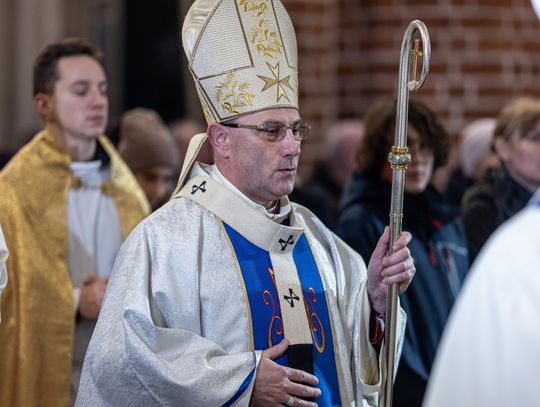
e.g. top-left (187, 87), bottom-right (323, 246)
top-left (380, 20), bottom-right (431, 407)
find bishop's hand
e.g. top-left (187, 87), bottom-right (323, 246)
top-left (366, 226), bottom-right (415, 314)
top-left (252, 339), bottom-right (321, 407)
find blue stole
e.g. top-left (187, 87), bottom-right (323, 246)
top-left (224, 223), bottom-right (342, 406)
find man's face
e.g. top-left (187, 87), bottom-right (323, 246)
top-left (498, 122), bottom-right (540, 192)
top-left (135, 166), bottom-right (176, 210)
top-left (224, 108), bottom-right (302, 207)
top-left (49, 55), bottom-right (108, 141)
top-left (404, 126), bottom-right (434, 193)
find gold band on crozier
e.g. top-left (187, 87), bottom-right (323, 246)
top-left (388, 146), bottom-right (411, 170)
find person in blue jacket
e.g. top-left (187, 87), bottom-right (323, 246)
top-left (337, 97), bottom-right (470, 407)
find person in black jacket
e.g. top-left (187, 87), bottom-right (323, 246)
top-left (337, 98), bottom-right (470, 407)
top-left (462, 97), bottom-right (540, 262)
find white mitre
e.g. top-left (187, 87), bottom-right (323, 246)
top-left (173, 0), bottom-right (300, 193)
top-left (182, 0), bottom-right (299, 124)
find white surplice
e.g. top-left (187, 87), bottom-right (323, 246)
top-left (424, 188), bottom-right (540, 407)
top-left (67, 160), bottom-right (123, 400)
top-left (76, 163), bottom-right (406, 407)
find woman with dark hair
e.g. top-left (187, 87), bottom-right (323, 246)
top-left (337, 97), bottom-right (470, 407)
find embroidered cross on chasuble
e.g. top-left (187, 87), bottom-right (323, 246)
top-left (179, 175), bottom-right (342, 405)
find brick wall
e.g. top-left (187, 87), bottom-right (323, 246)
top-left (285, 0), bottom-right (340, 172)
top-left (287, 0), bottom-right (540, 179)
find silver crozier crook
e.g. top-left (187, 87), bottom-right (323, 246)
top-left (380, 20), bottom-right (430, 407)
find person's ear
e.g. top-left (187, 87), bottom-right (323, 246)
top-left (207, 123), bottom-right (231, 159)
top-left (493, 137), bottom-right (510, 162)
top-left (33, 93), bottom-right (54, 119)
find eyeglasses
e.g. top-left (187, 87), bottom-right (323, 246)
top-left (221, 121), bottom-right (311, 142)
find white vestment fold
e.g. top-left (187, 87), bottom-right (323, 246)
top-left (424, 189), bottom-right (540, 407)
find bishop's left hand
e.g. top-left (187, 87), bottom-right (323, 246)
top-left (366, 226), bottom-right (415, 314)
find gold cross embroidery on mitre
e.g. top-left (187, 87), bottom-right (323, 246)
top-left (257, 61), bottom-right (294, 102)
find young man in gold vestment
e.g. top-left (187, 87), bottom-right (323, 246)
top-left (0, 38), bottom-right (149, 406)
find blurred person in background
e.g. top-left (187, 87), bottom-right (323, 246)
top-left (119, 108), bottom-right (178, 210)
top-left (444, 118), bottom-right (499, 208)
top-left (462, 97), bottom-right (540, 261)
top-left (170, 117), bottom-right (211, 166)
top-left (290, 118), bottom-right (364, 230)
top-left (337, 97), bottom-right (470, 407)
top-left (0, 38), bottom-right (149, 406)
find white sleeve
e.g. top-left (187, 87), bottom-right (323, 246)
top-left (332, 233), bottom-right (406, 404)
top-left (0, 225), bottom-right (9, 324)
top-left (76, 220), bottom-right (260, 407)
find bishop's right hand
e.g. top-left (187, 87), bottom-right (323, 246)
top-left (252, 338), bottom-right (321, 407)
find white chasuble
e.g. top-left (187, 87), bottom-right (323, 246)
top-left (76, 163), bottom-right (406, 407)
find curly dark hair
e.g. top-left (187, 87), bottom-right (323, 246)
top-left (356, 97), bottom-right (450, 175)
top-left (33, 37), bottom-right (103, 96)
